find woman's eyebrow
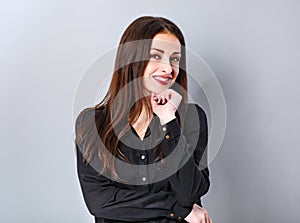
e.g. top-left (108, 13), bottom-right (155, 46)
top-left (150, 48), bottom-right (181, 55)
top-left (151, 48), bottom-right (164, 53)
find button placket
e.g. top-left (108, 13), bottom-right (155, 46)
top-left (138, 144), bottom-right (148, 184)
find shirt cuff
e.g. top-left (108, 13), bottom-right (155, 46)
top-left (161, 118), bottom-right (181, 140)
top-left (167, 202), bottom-right (192, 222)
top-left (159, 118), bottom-right (182, 156)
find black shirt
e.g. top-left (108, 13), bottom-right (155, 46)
top-left (75, 103), bottom-right (210, 223)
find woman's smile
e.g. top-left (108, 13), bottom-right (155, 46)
top-left (152, 74), bottom-right (173, 85)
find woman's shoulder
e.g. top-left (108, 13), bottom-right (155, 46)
top-left (182, 103), bottom-right (208, 131)
top-left (185, 103), bottom-right (207, 120)
top-left (75, 107), bottom-right (94, 130)
top-left (75, 105), bottom-right (107, 135)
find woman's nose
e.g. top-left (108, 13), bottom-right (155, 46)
top-left (160, 60), bottom-right (172, 73)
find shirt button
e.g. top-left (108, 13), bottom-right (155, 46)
top-left (169, 212), bottom-right (175, 217)
top-left (142, 177), bottom-right (147, 182)
top-left (165, 135), bottom-right (170, 139)
top-left (177, 216), bottom-right (182, 221)
top-left (141, 154), bottom-right (146, 160)
top-left (162, 127), bottom-right (167, 132)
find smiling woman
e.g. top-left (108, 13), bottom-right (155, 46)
top-left (75, 16), bottom-right (212, 223)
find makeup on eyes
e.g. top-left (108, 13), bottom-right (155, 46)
top-left (150, 48), bottom-right (181, 63)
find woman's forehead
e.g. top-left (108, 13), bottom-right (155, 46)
top-left (151, 33), bottom-right (181, 53)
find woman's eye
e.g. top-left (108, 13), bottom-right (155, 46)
top-left (170, 57), bottom-right (180, 63)
top-left (150, 54), bottom-right (161, 60)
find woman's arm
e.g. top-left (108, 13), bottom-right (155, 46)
top-left (76, 144), bottom-right (191, 222)
top-left (158, 103), bottom-right (210, 207)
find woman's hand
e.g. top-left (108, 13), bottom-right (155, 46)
top-left (184, 204), bottom-right (213, 223)
top-left (151, 89), bottom-right (182, 125)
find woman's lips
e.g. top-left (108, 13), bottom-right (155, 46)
top-left (152, 75), bottom-right (172, 85)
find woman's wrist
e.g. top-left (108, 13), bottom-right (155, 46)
top-left (159, 114), bottom-right (176, 125)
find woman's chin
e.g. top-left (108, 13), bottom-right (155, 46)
top-left (151, 89), bottom-right (166, 95)
top-left (144, 85), bottom-right (170, 95)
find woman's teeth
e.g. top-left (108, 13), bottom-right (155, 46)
top-left (154, 76), bottom-right (170, 81)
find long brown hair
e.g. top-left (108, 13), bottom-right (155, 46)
top-left (75, 16), bottom-right (188, 179)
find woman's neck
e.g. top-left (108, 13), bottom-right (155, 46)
top-left (132, 107), bottom-right (153, 140)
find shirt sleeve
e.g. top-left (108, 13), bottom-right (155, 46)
top-left (76, 144), bottom-right (191, 222)
top-left (159, 103), bottom-right (210, 207)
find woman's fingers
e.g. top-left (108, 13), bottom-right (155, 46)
top-left (204, 209), bottom-right (213, 223)
top-left (187, 204), bottom-right (212, 223)
top-left (153, 89), bottom-right (182, 107)
top-left (152, 94), bottom-right (168, 105)
top-left (161, 95), bottom-right (165, 104)
top-left (199, 214), bottom-right (212, 223)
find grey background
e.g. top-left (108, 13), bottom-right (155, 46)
top-left (1, 0), bottom-right (299, 222)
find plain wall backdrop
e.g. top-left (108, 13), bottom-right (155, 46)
top-left (1, 0), bottom-right (299, 222)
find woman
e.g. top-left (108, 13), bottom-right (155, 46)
top-left (75, 16), bottom-right (212, 223)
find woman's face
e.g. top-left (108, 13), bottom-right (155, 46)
top-left (143, 32), bottom-right (181, 94)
